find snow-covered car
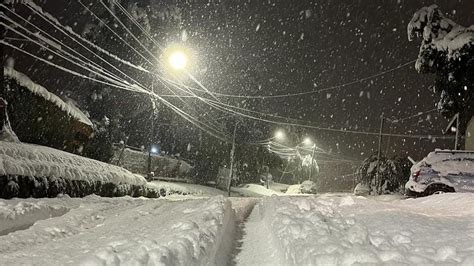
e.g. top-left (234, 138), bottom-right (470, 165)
top-left (405, 150), bottom-right (474, 196)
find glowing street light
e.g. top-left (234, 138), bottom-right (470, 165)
top-left (301, 136), bottom-right (317, 181)
top-left (274, 129), bottom-right (286, 141)
top-left (303, 137), bottom-right (313, 146)
top-left (168, 51), bottom-right (188, 70)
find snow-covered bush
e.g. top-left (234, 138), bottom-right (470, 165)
top-left (0, 175), bottom-right (167, 199)
top-left (408, 5), bottom-right (473, 139)
top-left (356, 155), bottom-right (410, 195)
top-left (0, 141), bottom-right (194, 199)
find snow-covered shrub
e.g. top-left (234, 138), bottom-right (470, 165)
top-left (356, 154), bottom-right (410, 195)
top-left (0, 175), bottom-right (171, 199)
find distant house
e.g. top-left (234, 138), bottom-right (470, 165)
top-left (466, 116), bottom-right (474, 150)
top-left (2, 67), bottom-right (93, 153)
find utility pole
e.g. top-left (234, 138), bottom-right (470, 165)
top-left (455, 113), bottom-right (460, 150)
top-left (444, 113), bottom-right (460, 150)
top-left (227, 120), bottom-right (238, 196)
top-left (375, 114), bottom-right (385, 194)
top-left (147, 82), bottom-right (156, 179)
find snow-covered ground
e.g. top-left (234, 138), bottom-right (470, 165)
top-left (0, 196), bottom-right (235, 265)
top-left (231, 183), bottom-right (283, 197)
top-left (242, 193), bottom-right (474, 265)
top-left (1, 193), bottom-right (473, 265)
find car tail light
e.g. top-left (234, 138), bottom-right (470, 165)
top-left (412, 170), bottom-right (420, 182)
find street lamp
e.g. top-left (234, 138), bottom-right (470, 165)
top-left (301, 137), bottom-right (316, 181)
top-left (168, 51), bottom-right (188, 70)
top-left (274, 129), bottom-right (286, 141)
top-left (303, 137), bottom-right (313, 146)
top-left (146, 45), bottom-right (191, 178)
top-left (163, 45), bottom-right (192, 74)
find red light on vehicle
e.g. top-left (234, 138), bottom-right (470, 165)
top-left (413, 170), bottom-right (421, 182)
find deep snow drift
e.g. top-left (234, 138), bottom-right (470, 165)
top-left (1, 193), bottom-right (474, 265)
top-left (0, 196), bottom-right (235, 265)
top-left (250, 193), bottom-right (474, 265)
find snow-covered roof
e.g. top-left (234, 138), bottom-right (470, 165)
top-left (3, 67), bottom-right (92, 126)
top-left (0, 142), bottom-right (146, 186)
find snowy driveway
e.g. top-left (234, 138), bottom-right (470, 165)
top-left (1, 193), bottom-right (474, 265)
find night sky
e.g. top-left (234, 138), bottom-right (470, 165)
top-left (3, 0), bottom-right (474, 161)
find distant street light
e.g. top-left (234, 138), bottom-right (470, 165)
top-left (300, 137), bottom-right (317, 180)
top-left (303, 136), bottom-right (313, 146)
top-left (274, 129), bottom-right (286, 141)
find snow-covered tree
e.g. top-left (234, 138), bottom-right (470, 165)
top-left (408, 5), bottom-right (474, 140)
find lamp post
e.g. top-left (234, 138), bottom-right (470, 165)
top-left (147, 46), bottom-right (190, 179)
top-left (227, 120), bottom-right (239, 196)
top-left (309, 144), bottom-right (316, 181)
top-left (147, 81), bottom-right (157, 179)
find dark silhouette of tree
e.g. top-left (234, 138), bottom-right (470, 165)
top-left (408, 5), bottom-right (474, 141)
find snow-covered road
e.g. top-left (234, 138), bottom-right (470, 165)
top-left (1, 193), bottom-right (474, 265)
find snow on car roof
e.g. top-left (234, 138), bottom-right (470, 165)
top-left (412, 150), bottom-right (474, 176)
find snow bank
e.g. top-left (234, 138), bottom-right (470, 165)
top-left (231, 184), bottom-right (283, 197)
top-left (285, 184), bottom-right (302, 194)
top-left (0, 196), bottom-right (236, 265)
top-left (0, 201), bottom-right (69, 236)
top-left (0, 141), bottom-right (146, 186)
top-left (258, 194), bottom-right (474, 265)
top-left (148, 181), bottom-right (225, 197)
top-left (4, 67), bottom-right (92, 126)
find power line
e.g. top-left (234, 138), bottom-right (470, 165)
top-left (203, 98), bottom-right (455, 140)
top-left (199, 60), bottom-right (417, 99)
top-left (4, 2), bottom-right (454, 145)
